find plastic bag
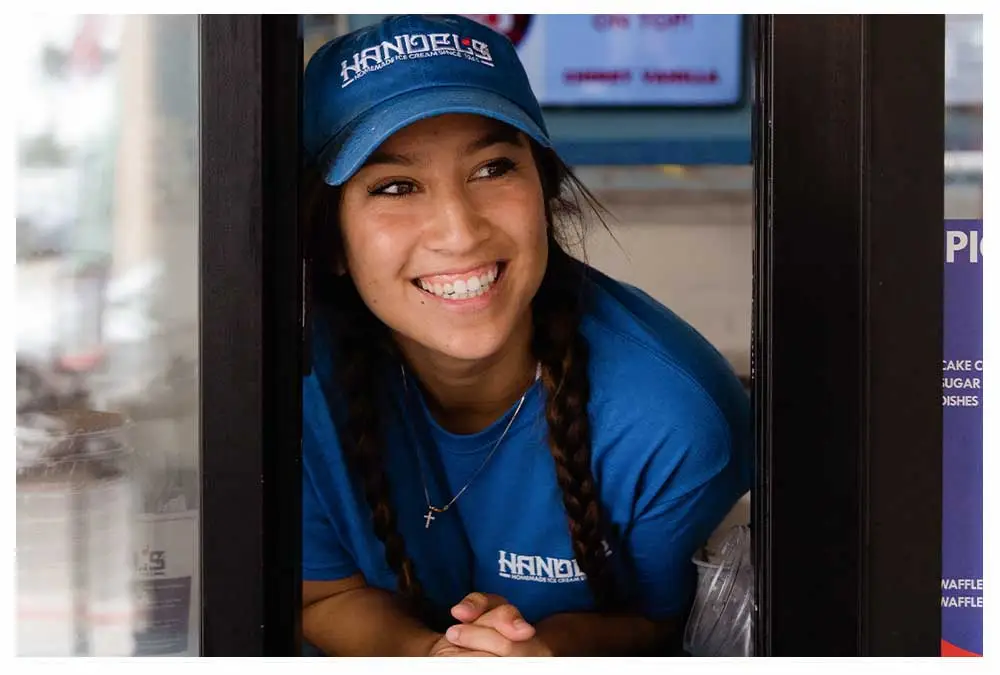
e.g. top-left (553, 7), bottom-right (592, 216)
top-left (683, 524), bottom-right (754, 657)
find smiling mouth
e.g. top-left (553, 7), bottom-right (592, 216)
top-left (412, 262), bottom-right (507, 301)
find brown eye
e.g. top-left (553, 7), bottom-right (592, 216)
top-left (471, 158), bottom-right (517, 181)
top-left (370, 181), bottom-right (416, 197)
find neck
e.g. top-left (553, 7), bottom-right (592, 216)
top-left (395, 312), bottom-right (537, 435)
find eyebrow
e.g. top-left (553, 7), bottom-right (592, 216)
top-left (463, 126), bottom-right (526, 155)
top-left (364, 149), bottom-right (415, 168)
top-left (361, 125), bottom-right (526, 169)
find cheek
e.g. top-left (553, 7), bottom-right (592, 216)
top-left (484, 183), bottom-right (549, 246)
top-left (342, 226), bottom-right (394, 291)
top-left (340, 222), bottom-right (423, 321)
top-left (521, 197), bottom-right (551, 270)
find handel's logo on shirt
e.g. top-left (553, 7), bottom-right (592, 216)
top-left (340, 33), bottom-right (494, 88)
top-left (497, 542), bottom-right (611, 584)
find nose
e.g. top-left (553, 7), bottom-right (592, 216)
top-left (424, 186), bottom-right (490, 254)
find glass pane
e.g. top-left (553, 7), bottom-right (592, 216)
top-left (944, 14), bottom-right (982, 218)
top-left (15, 15), bottom-right (200, 656)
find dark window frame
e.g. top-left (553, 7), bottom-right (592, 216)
top-left (199, 15), bottom-right (303, 656)
top-left (753, 14), bottom-right (944, 656)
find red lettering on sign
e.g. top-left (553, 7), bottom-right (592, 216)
top-left (564, 69), bottom-right (633, 83)
top-left (639, 14), bottom-right (694, 29)
top-left (592, 15), bottom-right (630, 31)
top-left (463, 14), bottom-right (533, 47)
top-left (642, 69), bottom-right (719, 84)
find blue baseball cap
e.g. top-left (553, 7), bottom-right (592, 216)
top-left (303, 14), bottom-right (552, 186)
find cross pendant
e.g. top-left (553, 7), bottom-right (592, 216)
top-left (424, 510), bottom-right (435, 529)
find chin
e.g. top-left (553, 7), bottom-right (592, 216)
top-left (405, 323), bottom-right (514, 365)
top-left (431, 332), bottom-right (511, 363)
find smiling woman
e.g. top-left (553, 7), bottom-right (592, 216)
top-left (299, 14), bottom-right (752, 657)
top-left (336, 116), bottom-right (549, 371)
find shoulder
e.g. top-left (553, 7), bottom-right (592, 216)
top-left (579, 264), bottom-right (748, 430)
top-left (578, 266), bottom-right (752, 505)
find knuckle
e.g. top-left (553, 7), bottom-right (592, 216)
top-left (496, 604), bottom-right (520, 622)
top-left (495, 637), bottom-right (515, 657)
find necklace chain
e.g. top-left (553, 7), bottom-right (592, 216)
top-left (401, 361), bottom-right (541, 529)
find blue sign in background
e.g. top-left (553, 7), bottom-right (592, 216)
top-left (526, 15), bottom-right (743, 107)
top-left (941, 218), bottom-right (983, 657)
top-left (346, 14), bottom-right (752, 166)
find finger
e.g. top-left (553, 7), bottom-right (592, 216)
top-left (445, 624), bottom-right (518, 657)
top-left (474, 603), bottom-right (536, 642)
top-left (450, 592), bottom-right (507, 623)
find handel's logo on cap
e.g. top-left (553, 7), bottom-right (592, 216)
top-left (340, 32), bottom-right (495, 88)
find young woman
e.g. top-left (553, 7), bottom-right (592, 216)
top-left (301, 15), bottom-right (752, 657)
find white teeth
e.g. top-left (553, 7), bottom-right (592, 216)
top-left (416, 264), bottom-right (501, 300)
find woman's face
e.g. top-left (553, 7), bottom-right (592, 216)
top-left (338, 114), bottom-right (549, 364)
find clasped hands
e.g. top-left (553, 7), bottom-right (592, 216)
top-left (428, 592), bottom-right (553, 657)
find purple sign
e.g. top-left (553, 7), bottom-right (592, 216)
top-left (941, 219), bottom-right (983, 657)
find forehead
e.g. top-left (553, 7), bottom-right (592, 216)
top-left (376, 113), bottom-right (520, 153)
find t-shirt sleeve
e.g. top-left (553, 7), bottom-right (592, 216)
top-left (302, 430), bottom-right (360, 582)
top-left (622, 411), bottom-right (749, 620)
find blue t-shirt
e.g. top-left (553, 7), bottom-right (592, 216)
top-left (302, 266), bottom-right (752, 625)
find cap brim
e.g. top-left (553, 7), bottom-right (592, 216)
top-left (316, 86), bottom-right (552, 186)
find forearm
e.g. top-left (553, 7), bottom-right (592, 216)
top-left (302, 586), bottom-right (441, 657)
top-left (535, 611), bottom-right (680, 657)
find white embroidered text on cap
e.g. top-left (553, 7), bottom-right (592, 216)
top-left (340, 32), bottom-right (495, 88)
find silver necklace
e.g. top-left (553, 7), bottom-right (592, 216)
top-left (401, 361), bottom-right (541, 529)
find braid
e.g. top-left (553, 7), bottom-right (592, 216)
top-left (336, 301), bottom-right (423, 603)
top-left (533, 244), bottom-right (617, 609)
top-left (307, 172), bottom-right (423, 604)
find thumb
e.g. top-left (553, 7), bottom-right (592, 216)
top-left (472, 603), bottom-right (536, 642)
top-left (451, 592), bottom-right (507, 623)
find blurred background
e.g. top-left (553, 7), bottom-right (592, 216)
top-left (15, 15), bottom-right (199, 656)
top-left (13, 13), bottom-right (982, 657)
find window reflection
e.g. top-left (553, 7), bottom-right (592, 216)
top-left (15, 15), bottom-right (200, 657)
top-left (944, 14), bottom-right (982, 218)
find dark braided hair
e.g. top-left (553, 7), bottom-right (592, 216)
top-left (304, 136), bottom-right (617, 611)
